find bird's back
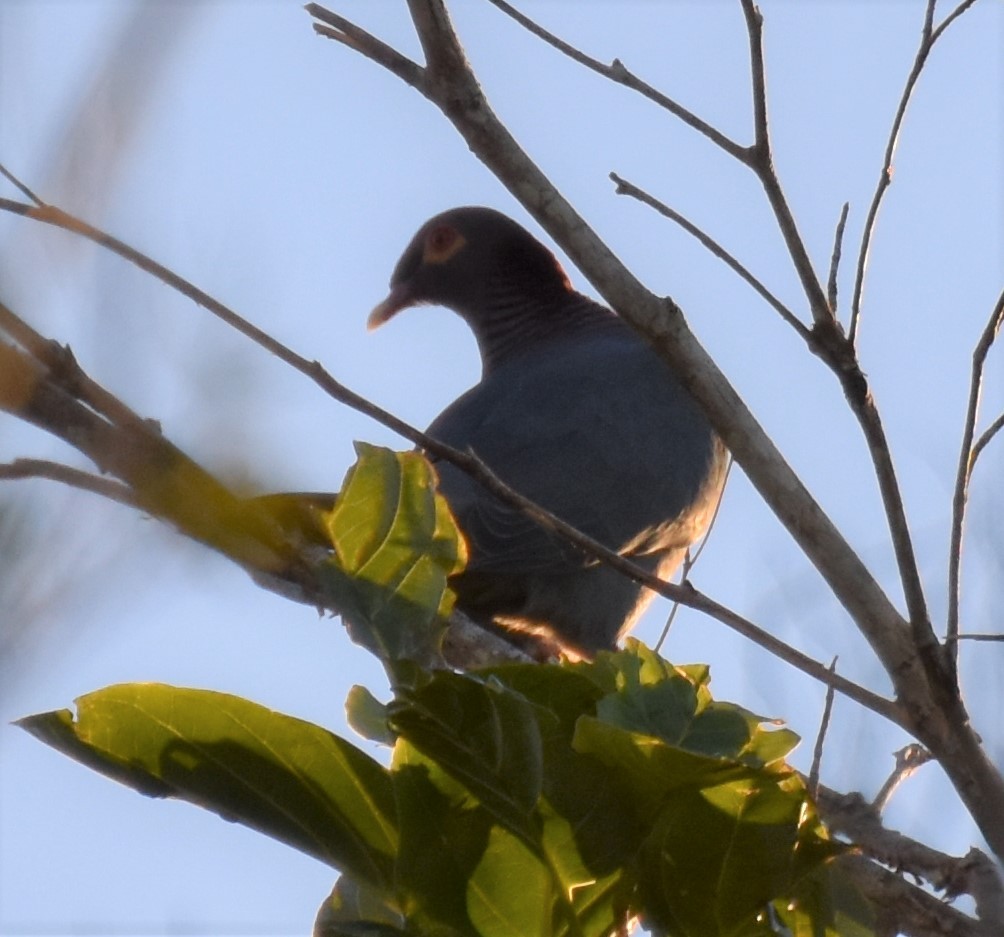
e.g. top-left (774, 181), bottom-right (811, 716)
top-left (428, 315), bottom-right (726, 654)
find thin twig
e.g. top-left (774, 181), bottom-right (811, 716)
top-left (947, 288), bottom-right (1004, 663)
top-left (0, 459), bottom-right (140, 510)
top-left (740, 0), bottom-right (831, 328)
top-left (0, 163), bottom-right (43, 205)
top-left (655, 457), bottom-right (733, 652)
top-left (849, 0), bottom-right (980, 347)
top-left (873, 744), bottom-right (933, 814)
top-left (972, 411), bottom-right (1004, 463)
top-left (827, 202), bottom-right (850, 316)
top-left (609, 172), bottom-right (811, 341)
top-left (808, 657), bottom-right (838, 797)
top-left (483, 0), bottom-right (748, 162)
top-left (307, 4), bottom-right (425, 89)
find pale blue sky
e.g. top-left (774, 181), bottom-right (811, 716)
top-left (1, 1), bottom-right (1002, 933)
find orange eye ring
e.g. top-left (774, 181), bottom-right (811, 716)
top-left (423, 224), bottom-right (466, 264)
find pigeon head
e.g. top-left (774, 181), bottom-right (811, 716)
top-left (369, 207), bottom-right (611, 373)
top-left (368, 206), bottom-right (574, 325)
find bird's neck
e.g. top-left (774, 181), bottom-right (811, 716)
top-left (467, 291), bottom-right (623, 376)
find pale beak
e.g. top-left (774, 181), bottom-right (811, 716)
top-left (367, 282), bottom-right (414, 331)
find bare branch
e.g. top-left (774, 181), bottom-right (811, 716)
top-left (839, 852), bottom-right (992, 937)
top-left (873, 744), bottom-right (933, 814)
top-left (610, 172), bottom-right (811, 341)
top-left (947, 287), bottom-right (1004, 661)
top-left (483, 0), bottom-right (748, 162)
top-left (0, 162), bottom-right (43, 205)
top-left (738, 0), bottom-right (832, 332)
top-left (808, 657), bottom-right (838, 797)
top-left (306, 4), bottom-right (425, 89)
top-left (971, 412), bottom-right (1004, 463)
top-left (827, 202), bottom-right (850, 315)
top-left (849, 0), bottom-right (980, 347)
top-left (0, 458), bottom-right (139, 509)
top-left (818, 786), bottom-right (1004, 930)
top-left (0, 299), bottom-right (152, 433)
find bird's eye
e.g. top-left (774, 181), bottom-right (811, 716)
top-left (424, 225), bottom-right (466, 264)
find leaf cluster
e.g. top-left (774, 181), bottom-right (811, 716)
top-left (18, 445), bottom-right (871, 937)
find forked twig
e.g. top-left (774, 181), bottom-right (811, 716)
top-left (484, 0), bottom-right (748, 162)
top-left (609, 173), bottom-right (810, 341)
top-left (947, 288), bottom-right (1004, 660)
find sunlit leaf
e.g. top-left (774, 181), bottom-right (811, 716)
top-left (320, 443), bottom-right (467, 665)
top-left (17, 684), bottom-right (398, 889)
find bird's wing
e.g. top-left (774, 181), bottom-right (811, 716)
top-left (427, 334), bottom-right (718, 577)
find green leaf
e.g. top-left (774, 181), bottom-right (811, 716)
top-left (467, 826), bottom-right (553, 937)
top-left (636, 773), bottom-right (841, 937)
top-left (391, 749), bottom-right (495, 933)
top-left (775, 862), bottom-right (876, 937)
top-left (346, 685), bottom-right (396, 746)
top-left (320, 443), bottom-right (467, 665)
top-left (588, 643), bottom-right (798, 768)
top-left (17, 684), bottom-right (398, 889)
top-left (390, 671), bottom-right (544, 844)
top-left (314, 876), bottom-right (407, 937)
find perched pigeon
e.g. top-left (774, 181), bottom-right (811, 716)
top-left (369, 206), bottom-right (728, 658)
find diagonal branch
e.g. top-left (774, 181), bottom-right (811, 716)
top-left (947, 286), bottom-right (1004, 659)
top-left (484, 0), bottom-right (748, 162)
top-left (493, 2), bottom-right (938, 676)
top-left (849, 0), bottom-right (981, 347)
top-left (609, 171), bottom-right (810, 341)
top-left (738, 0), bottom-right (942, 698)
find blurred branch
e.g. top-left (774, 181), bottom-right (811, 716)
top-left (948, 287), bottom-right (1004, 660)
top-left (0, 458), bottom-right (138, 509)
top-left (839, 853), bottom-right (996, 937)
top-left (305, 0), bottom-right (1004, 862)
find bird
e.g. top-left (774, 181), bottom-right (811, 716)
top-left (368, 206), bottom-right (728, 659)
